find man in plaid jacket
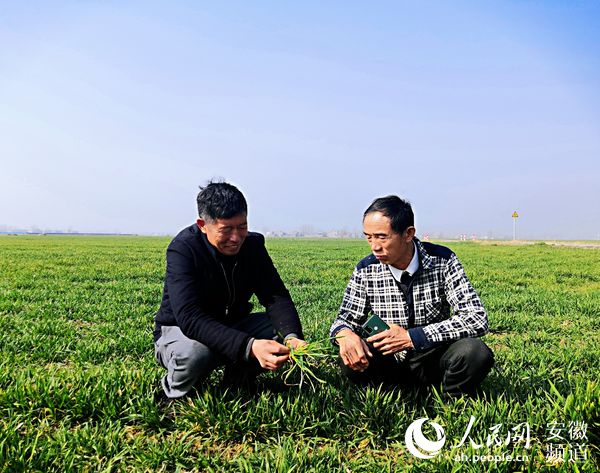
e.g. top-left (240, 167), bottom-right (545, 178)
top-left (330, 195), bottom-right (494, 396)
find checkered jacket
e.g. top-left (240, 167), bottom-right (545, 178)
top-left (329, 238), bottom-right (488, 352)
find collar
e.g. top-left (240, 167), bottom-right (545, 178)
top-left (414, 237), bottom-right (434, 271)
top-left (387, 241), bottom-right (419, 282)
top-left (194, 224), bottom-right (225, 263)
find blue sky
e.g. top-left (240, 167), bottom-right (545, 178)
top-left (1, 1), bottom-right (599, 239)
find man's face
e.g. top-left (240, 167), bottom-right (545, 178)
top-left (197, 213), bottom-right (248, 256)
top-left (363, 211), bottom-right (415, 269)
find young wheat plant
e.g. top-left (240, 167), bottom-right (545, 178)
top-left (283, 338), bottom-right (336, 390)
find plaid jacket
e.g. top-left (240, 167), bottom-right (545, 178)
top-left (330, 238), bottom-right (488, 352)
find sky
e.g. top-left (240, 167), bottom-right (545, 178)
top-left (1, 1), bottom-right (599, 239)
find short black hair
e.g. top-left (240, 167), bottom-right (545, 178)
top-left (197, 181), bottom-right (247, 221)
top-left (363, 195), bottom-right (414, 234)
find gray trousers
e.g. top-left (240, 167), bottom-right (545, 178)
top-left (154, 313), bottom-right (277, 398)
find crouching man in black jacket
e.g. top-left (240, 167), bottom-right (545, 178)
top-left (154, 181), bottom-right (305, 400)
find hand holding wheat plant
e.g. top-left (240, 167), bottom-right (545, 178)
top-left (282, 337), bottom-right (337, 390)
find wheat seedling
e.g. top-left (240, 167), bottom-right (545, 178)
top-left (282, 337), bottom-right (337, 391)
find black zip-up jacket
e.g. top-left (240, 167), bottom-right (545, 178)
top-left (154, 224), bottom-right (303, 361)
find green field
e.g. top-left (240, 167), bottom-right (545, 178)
top-left (0, 236), bottom-right (598, 472)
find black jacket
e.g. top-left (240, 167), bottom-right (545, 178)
top-left (154, 224), bottom-right (303, 361)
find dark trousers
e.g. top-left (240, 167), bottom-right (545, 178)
top-left (341, 338), bottom-right (494, 397)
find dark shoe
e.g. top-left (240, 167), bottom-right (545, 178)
top-left (258, 376), bottom-right (292, 394)
top-left (154, 388), bottom-right (178, 418)
top-left (221, 366), bottom-right (258, 394)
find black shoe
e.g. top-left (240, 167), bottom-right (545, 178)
top-left (153, 389), bottom-right (178, 418)
top-left (221, 365), bottom-right (259, 393)
top-left (258, 376), bottom-right (292, 394)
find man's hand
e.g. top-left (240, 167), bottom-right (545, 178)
top-left (337, 328), bottom-right (372, 372)
top-left (367, 323), bottom-right (413, 355)
top-left (250, 339), bottom-right (290, 370)
top-left (285, 337), bottom-right (308, 350)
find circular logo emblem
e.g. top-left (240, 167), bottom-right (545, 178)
top-left (405, 417), bottom-right (446, 459)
